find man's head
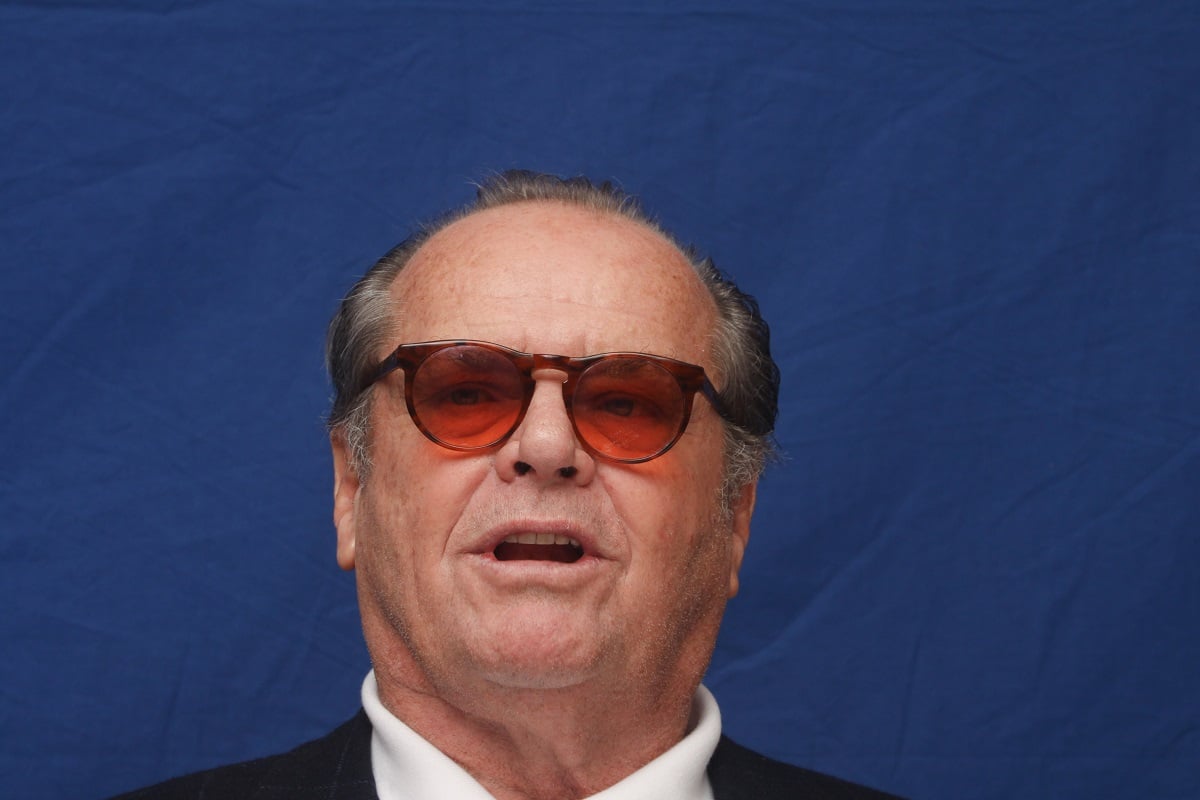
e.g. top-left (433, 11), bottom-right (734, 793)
top-left (325, 171), bottom-right (779, 715)
top-left (327, 171), bottom-right (778, 503)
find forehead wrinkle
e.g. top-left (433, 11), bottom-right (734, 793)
top-left (385, 202), bottom-right (719, 363)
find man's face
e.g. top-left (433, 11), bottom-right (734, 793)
top-left (332, 201), bottom-right (754, 706)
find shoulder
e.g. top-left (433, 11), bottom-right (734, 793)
top-left (707, 736), bottom-right (908, 800)
top-left (109, 711), bottom-right (376, 800)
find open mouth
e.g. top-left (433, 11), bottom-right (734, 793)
top-left (494, 533), bottom-right (585, 564)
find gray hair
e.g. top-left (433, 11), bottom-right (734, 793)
top-left (326, 170), bottom-right (779, 499)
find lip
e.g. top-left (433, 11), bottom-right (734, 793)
top-left (457, 518), bottom-right (608, 591)
top-left (471, 518), bottom-right (601, 561)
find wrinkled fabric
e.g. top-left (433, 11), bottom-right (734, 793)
top-left (1, 2), bottom-right (1196, 799)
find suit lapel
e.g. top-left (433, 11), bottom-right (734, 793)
top-left (247, 710), bottom-right (379, 799)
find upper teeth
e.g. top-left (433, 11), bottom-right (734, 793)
top-left (503, 533), bottom-right (581, 547)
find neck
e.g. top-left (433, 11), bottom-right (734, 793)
top-left (371, 648), bottom-right (703, 800)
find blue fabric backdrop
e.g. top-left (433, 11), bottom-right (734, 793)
top-left (2, 2), bottom-right (1197, 798)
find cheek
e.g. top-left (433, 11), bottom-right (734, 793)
top-left (359, 414), bottom-right (492, 565)
top-left (599, 460), bottom-right (724, 564)
top-left (612, 437), bottom-right (733, 601)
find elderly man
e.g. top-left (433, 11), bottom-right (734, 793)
top-left (118, 171), bottom-right (903, 799)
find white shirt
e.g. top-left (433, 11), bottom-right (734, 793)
top-left (362, 670), bottom-right (721, 800)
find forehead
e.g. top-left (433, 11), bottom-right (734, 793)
top-left (388, 201), bottom-right (718, 365)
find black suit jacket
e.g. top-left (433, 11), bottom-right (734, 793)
top-left (113, 710), bottom-right (905, 799)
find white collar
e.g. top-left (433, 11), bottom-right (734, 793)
top-left (362, 670), bottom-right (720, 800)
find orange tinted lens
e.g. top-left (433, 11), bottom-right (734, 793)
top-left (411, 346), bottom-right (525, 447)
top-left (573, 357), bottom-right (685, 459)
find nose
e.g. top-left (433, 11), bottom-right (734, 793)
top-left (494, 369), bottom-right (595, 485)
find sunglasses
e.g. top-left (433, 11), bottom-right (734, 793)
top-left (361, 340), bottom-right (729, 463)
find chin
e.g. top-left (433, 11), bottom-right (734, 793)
top-left (463, 619), bottom-right (612, 692)
top-left (477, 662), bottom-right (596, 691)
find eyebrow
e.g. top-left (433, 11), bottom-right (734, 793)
top-left (447, 347), bottom-right (507, 369)
top-left (584, 357), bottom-right (658, 378)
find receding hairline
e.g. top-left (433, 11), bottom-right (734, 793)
top-left (376, 197), bottom-right (722, 370)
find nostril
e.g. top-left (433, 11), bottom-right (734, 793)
top-left (511, 462), bottom-right (578, 479)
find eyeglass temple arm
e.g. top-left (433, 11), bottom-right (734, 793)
top-left (359, 353), bottom-right (403, 395)
top-left (699, 380), bottom-right (737, 425)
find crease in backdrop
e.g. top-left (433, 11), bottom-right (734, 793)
top-left (1, 2), bottom-right (1197, 798)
